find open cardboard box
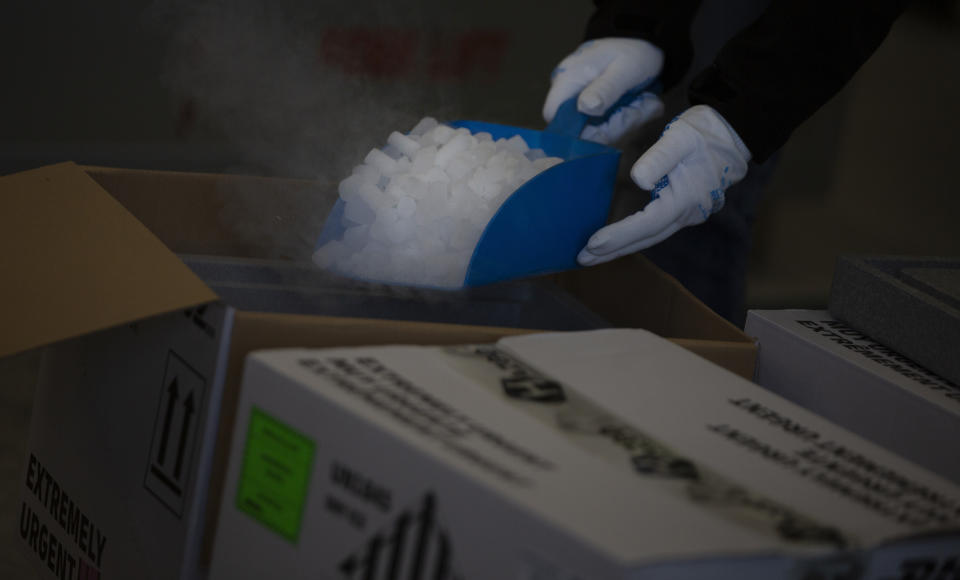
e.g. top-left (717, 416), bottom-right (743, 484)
top-left (83, 163), bottom-right (757, 377)
top-left (1, 162), bottom-right (756, 579)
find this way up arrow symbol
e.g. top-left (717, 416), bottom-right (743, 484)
top-left (157, 378), bottom-right (179, 465)
top-left (174, 391), bottom-right (196, 480)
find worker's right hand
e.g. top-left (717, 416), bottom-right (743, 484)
top-left (543, 38), bottom-right (665, 146)
top-left (577, 105), bottom-right (752, 266)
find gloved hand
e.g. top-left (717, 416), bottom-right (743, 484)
top-left (577, 105), bottom-right (752, 265)
top-left (543, 38), bottom-right (665, 145)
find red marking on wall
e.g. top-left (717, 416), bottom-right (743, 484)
top-left (318, 27), bottom-right (510, 81)
top-left (320, 28), bottom-right (420, 78)
top-left (427, 30), bottom-right (509, 80)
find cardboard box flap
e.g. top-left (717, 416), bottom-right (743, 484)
top-left (0, 162), bottom-right (218, 357)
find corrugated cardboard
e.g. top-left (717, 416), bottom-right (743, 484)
top-left (0, 163), bottom-right (216, 357)
top-left (85, 165), bottom-right (333, 261)
top-left (4, 163), bottom-right (759, 579)
top-left (78, 164), bottom-right (758, 380)
top-left (20, 303), bottom-right (233, 580)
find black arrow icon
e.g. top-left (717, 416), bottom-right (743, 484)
top-left (409, 493), bottom-right (435, 580)
top-left (385, 513), bottom-right (411, 580)
top-left (157, 378), bottom-right (179, 465)
top-left (173, 391), bottom-right (195, 480)
top-left (338, 493), bottom-right (456, 580)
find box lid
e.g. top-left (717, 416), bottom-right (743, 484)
top-left (0, 162), bottom-right (218, 357)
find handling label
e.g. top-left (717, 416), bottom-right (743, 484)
top-left (236, 408), bottom-right (316, 543)
top-left (19, 453), bottom-right (107, 580)
top-left (144, 350), bottom-right (206, 517)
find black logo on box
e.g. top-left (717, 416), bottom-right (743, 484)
top-left (448, 345), bottom-right (567, 403)
top-left (144, 350), bottom-right (205, 517)
top-left (339, 492), bottom-right (462, 580)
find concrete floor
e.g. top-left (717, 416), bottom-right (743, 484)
top-left (3, 6), bottom-right (958, 578)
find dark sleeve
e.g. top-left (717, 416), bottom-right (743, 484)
top-left (584, 0), bottom-right (703, 91)
top-left (688, 0), bottom-right (912, 163)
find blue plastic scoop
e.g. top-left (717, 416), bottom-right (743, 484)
top-left (316, 82), bottom-right (657, 288)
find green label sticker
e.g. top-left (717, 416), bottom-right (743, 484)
top-left (236, 407), bottom-right (316, 542)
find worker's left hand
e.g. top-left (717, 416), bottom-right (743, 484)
top-left (578, 105), bottom-right (752, 265)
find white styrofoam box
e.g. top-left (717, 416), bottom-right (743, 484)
top-left (16, 304), bottom-right (232, 580)
top-left (746, 309), bottom-right (960, 484)
top-left (210, 329), bottom-right (960, 580)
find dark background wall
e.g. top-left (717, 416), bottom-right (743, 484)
top-left (2, 2), bottom-right (959, 577)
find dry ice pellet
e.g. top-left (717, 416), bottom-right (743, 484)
top-left (312, 118), bottom-right (563, 288)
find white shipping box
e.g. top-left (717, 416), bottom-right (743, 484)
top-left (745, 309), bottom-right (960, 484)
top-left (210, 329), bottom-right (960, 580)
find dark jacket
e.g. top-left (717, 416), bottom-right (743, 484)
top-left (585, 0), bottom-right (912, 162)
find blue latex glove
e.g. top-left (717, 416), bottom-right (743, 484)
top-left (543, 38), bottom-right (665, 146)
top-left (578, 105), bottom-right (753, 265)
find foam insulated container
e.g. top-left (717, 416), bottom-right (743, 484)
top-left (829, 255), bottom-right (960, 386)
